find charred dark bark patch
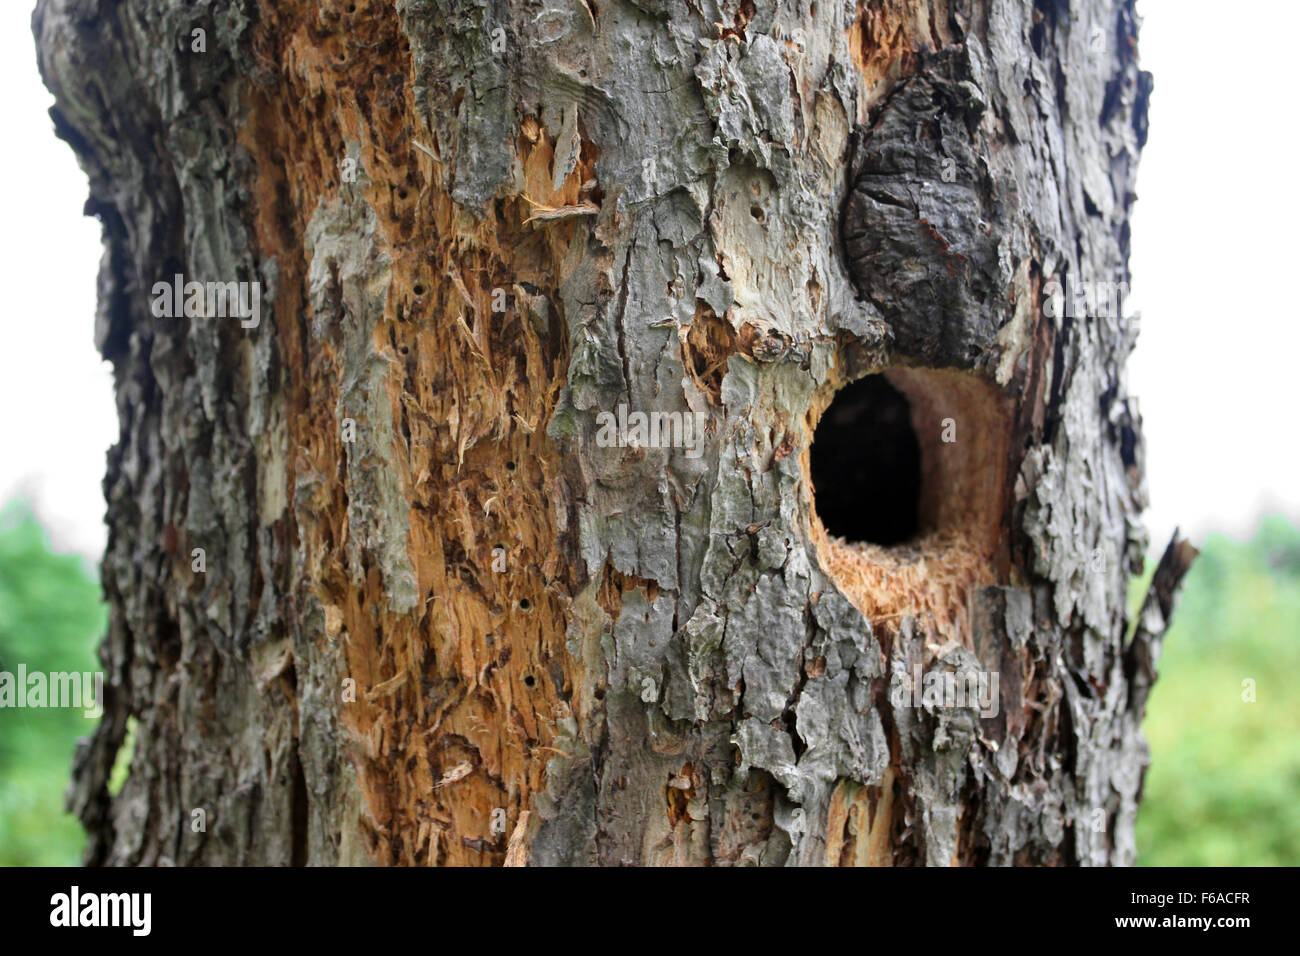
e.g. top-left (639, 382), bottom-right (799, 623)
top-left (840, 53), bottom-right (1002, 368)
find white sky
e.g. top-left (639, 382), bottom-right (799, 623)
top-left (0, 3), bottom-right (115, 558)
top-left (0, 0), bottom-right (1294, 559)
top-left (1126, 0), bottom-right (1300, 548)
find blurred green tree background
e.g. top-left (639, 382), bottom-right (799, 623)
top-left (0, 497), bottom-right (1295, 865)
top-left (0, 501), bottom-right (106, 865)
top-left (1136, 515), bottom-right (1300, 865)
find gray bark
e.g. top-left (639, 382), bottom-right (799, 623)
top-left (37, 0), bottom-right (1189, 866)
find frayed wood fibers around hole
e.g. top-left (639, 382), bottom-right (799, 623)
top-left (805, 366), bottom-right (1013, 646)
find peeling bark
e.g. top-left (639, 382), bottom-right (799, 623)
top-left (38, 0), bottom-right (1189, 867)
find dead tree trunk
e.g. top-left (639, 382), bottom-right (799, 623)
top-left (37, 0), bottom-right (1190, 866)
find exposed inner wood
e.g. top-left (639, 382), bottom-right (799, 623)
top-left (847, 0), bottom-right (954, 114)
top-left (240, 3), bottom-right (594, 865)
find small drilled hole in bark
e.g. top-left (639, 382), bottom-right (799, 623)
top-left (523, 674), bottom-right (536, 688)
top-left (412, 283), bottom-right (426, 296)
top-left (518, 598), bottom-right (531, 611)
top-left (810, 374), bottom-right (920, 546)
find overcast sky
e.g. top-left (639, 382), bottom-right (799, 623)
top-left (1, 0), bottom-right (1294, 559)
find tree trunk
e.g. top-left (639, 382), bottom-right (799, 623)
top-left (37, 0), bottom-right (1191, 866)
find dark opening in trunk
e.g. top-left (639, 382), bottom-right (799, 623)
top-left (810, 373), bottom-right (921, 546)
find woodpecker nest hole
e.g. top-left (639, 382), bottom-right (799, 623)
top-left (805, 367), bottom-right (1013, 641)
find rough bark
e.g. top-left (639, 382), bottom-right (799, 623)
top-left (37, 0), bottom-right (1190, 866)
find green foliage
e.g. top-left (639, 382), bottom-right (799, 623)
top-left (0, 501), bottom-right (105, 866)
top-left (1136, 515), bottom-right (1300, 865)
